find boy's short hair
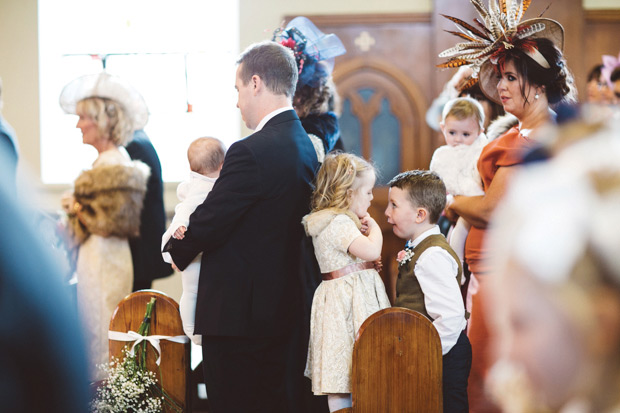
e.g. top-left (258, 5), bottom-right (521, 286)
top-left (388, 170), bottom-right (446, 224)
top-left (441, 96), bottom-right (485, 130)
top-left (188, 137), bottom-right (226, 175)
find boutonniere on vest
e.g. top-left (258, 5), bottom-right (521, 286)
top-left (396, 247), bottom-right (414, 266)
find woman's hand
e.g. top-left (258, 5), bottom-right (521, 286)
top-left (444, 198), bottom-right (460, 223)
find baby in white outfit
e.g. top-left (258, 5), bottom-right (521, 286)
top-left (430, 97), bottom-right (488, 264)
top-left (161, 137), bottom-right (226, 345)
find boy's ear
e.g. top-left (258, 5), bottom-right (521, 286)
top-left (415, 207), bottom-right (428, 223)
top-left (439, 122), bottom-right (445, 134)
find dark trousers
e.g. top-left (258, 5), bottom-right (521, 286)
top-left (132, 279), bottom-right (152, 291)
top-left (443, 330), bottom-right (472, 412)
top-left (202, 335), bottom-right (289, 413)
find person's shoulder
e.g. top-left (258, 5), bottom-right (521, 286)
top-left (479, 126), bottom-right (528, 167)
top-left (432, 144), bottom-right (451, 156)
top-left (418, 242), bottom-right (459, 272)
top-left (125, 132), bottom-right (158, 160)
top-left (333, 212), bottom-right (355, 225)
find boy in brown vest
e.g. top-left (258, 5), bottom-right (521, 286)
top-left (385, 170), bottom-right (471, 412)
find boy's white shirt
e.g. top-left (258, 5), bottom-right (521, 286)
top-left (410, 225), bottom-right (467, 355)
top-left (161, 171), bottom-right (217, 263)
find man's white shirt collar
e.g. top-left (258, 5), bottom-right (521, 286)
top-left (254, 106), bottom-right (294, 132)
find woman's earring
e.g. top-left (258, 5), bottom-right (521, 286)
top-left (535, 92), bottom-right (540, 100)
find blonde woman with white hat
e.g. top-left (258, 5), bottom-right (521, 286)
top-left (59, 72), bottom-right (150, 380)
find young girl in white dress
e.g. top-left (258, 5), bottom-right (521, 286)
top-left (430, 97), bottom-right (488, 264)
top-left (303, 152), bottom-right (391, 412)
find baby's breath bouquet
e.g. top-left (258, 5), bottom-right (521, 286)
top-left (90, 298), bottom-right (183, 413)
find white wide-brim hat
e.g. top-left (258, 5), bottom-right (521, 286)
top-left (59, 72), bottom-right (149, 130)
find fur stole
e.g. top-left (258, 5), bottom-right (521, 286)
top-left (67, 161), bottom-right (150, 245)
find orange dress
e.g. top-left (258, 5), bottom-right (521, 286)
top-left (465, 126), bottom-right (533, 412)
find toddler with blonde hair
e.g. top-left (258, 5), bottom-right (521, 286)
top-left (430, 97), bottom-right (489, 264)
top-left (303, 152), bottom-right (390, 412)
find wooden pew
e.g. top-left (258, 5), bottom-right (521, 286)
top-left (336, 307), bottom-right (443, 412)
top-left (109, 290), bottom-right (190, 412)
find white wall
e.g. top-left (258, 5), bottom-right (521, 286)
top-left (584, 0), bottom-right (620, 9)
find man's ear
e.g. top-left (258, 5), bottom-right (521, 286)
top-left (252, 75), bottom-right (262, 95)
top-left (415, 207), bottom-right (428, 223)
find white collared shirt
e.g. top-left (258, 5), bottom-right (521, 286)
top-left (254, 106), bottom-right (294, 132)
top-left (410, 225), bottom-right (467, 355)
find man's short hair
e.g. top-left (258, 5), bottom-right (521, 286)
top-left (236, 41), bottom-right (298, 98)
top-left (388, 170), bottom-right (447, 224)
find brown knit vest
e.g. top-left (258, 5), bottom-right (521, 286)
top-left (394, 234), bottom-right (463, 321)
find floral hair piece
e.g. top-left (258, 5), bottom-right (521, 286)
top-left (601, 52), bottom-right (620, 89)
top-left (437, 0), bottom-right (564, 103)
top-left (273, 16), bottom-right (346, 88)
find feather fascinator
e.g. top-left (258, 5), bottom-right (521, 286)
top-left (273, 17), bottom-right (346, 88)
top-left (438, 0), bottom-right (564, 103)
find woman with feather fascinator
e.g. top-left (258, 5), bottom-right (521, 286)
top-left (438, 0), bottom-right (576, 411)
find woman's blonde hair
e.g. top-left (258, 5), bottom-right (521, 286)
top-left (311, 152), bottom-right (374, 212)
top-left (76, 97), bottom-right (133, 146)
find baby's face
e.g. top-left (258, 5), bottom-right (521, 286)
top-left (441, 115), bottom-right (481, 147)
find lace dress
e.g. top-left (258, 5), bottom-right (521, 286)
top-left (304, 210), bottom-right (391, 395)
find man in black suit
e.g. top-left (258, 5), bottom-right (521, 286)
top-left (125, 130), bottom-right (173, 291)
top-left (165, 41), bottom-right (319, 412)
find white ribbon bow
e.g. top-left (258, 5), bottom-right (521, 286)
top-left (108, 330), bottom-right (189, 365)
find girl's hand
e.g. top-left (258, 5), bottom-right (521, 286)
top-left (173, 226), bottom-right (187, 240)
top-left (360, 214), bottom-right (378, 232)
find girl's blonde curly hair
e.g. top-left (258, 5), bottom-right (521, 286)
top-left (311, 152), bottom-right (375, 212)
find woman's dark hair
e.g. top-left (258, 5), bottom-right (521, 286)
top-left (587, 64), bottom-right (604, 82)
top-left (497, 37), bottom-right (576, 105)
top-left (293, 74), bottom-right (333, 118)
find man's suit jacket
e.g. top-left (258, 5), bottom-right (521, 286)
top-left (166, 110), bottom-right (319, 337)
top-left (126, 130), bottom-right (173, 285)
